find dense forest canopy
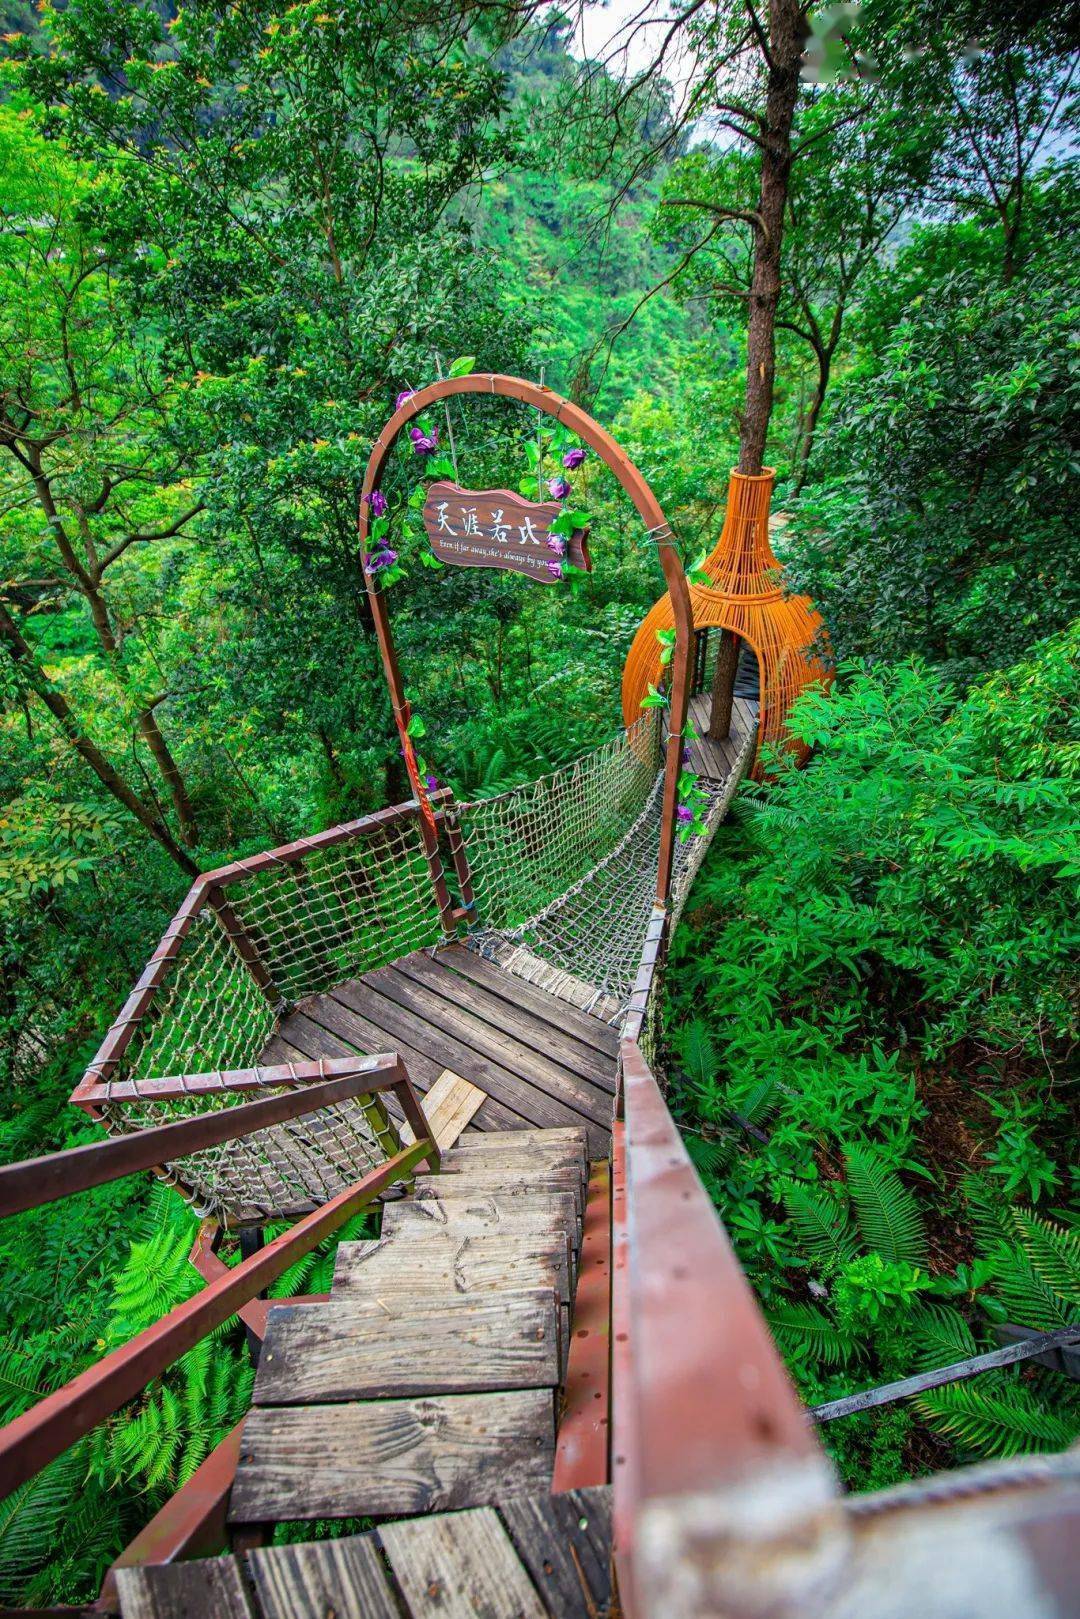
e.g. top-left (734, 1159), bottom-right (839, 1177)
top-left (0, 0), bottom-right (1076, 1602)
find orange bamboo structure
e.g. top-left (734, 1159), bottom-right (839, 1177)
top-left (622, 468), bottom-right (831, 776)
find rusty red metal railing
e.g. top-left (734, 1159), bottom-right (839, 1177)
top-left (610, 918), bottom-right (843, 1619)
top-left (0, 1055), bottom-right (438, 1506)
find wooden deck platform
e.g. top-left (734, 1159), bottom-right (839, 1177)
top-left (684, 691), bottom-right (758, 783)
top-left (263, 942), bottom-right (620, 1157)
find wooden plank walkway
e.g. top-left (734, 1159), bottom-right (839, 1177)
top-left (116, 1486), bottom-right (613, 1618)
top-left (228, 1129), bottom-right (587, 1528)
top-left (263, 942), bottom-right (619, 1157)
top-left (684, 691), bottom-right (757, 782)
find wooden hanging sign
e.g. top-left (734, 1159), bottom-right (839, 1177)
top-left (421, 480), bottom-right (591, 584)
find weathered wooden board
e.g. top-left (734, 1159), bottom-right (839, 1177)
top-left (398, 1069), bottom-right (487, 1149)
top-left (389, 1191), bottom-right (581, 1254)
top-left (330, 980), bottom-right (608, 1153)
top-left (500, 1486), bottom-right (614, 1619)
top-left (393, 952), bottom-right (617, 1093)
top-left (253, 1292), bottom-right (560, 1404)
top-left (437, 945), bottom-right (620, 1056)
top-left (450, 1125), bottom-right (589, 1153)
top-left (334, 1231), bottom-right (571, 1304)
top-left (422, 481), bottom-right (590, 585)
top-left (230, 1390), bottom-right (556, 1521)
top-left (369, 965), bottom-right (614, 1124)
top-left (380, 1505), bottom-right (548, 1619)
top-left (414, 1168), bottom-right (586, 1218)
top-left (115, 1557), bottom-right (255, 1619)
top-left (438, 1143), bottom-right (588, 1190)
top-left (248, 1534), bottom-right (399, 1619)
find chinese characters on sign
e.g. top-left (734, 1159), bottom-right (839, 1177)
top-left (421, 481), bottom-right (591, 584)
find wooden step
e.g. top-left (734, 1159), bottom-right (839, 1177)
top-left (120, 1486), bottom-right (614, 1619)
top-left (249, 1535), bottom-right (398, 1619)
top-left (438, 1142), bottom-right (588, 1184)
top-left (451, 1125), bottom-right (588, 1153)
top-left (414, 1169), bottom-right (586, 1218)
top-left (386, 1190), bottom-right (581, 1252)
top-left (379, 1506), bottom-right (546, 1619)
top-left (230, 1390), bottom-right (556, 1522)
top-left (334, 1231), bottom-right (572, 1305)
top-left (253, 1292), bottom-right (560, 1404)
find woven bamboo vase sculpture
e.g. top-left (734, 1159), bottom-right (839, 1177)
top-left (622, 469), bottom-right (831, 778)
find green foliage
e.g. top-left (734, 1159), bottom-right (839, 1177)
top-left (667, 634), bottom-right (1078, 1485)
top-left (845, 1146), bottom-right (927, 1268)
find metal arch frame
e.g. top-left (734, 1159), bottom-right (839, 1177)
top-left (358, 373), bottom-right (696, 911)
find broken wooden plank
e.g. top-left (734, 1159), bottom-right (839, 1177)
top-left (500, 1486), bottom-right (614, 1619)
top-left (398, 1070), bottom-right (487, 1150)
top-left (115, 1557), bottom-right (255, 1619)
top-left (379, 1506), bottom-right (547, 1619)
top-left (247, 1533), bottom-right (400, 1619)
top-left (230, 1390), bottom-right (556, 1521)
top-left (253, 1292), bottom-right (560, 1404)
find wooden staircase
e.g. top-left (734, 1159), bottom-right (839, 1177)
top-left (115, 1126), bottom-right (608, 1615)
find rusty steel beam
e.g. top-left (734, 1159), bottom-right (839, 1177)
top-left (0, 1058), bottom-right (402, 1217)
top-left (358, 375), bottom-right (695, 911)
top-left (614, 1038), bottom-right (840, 1618)
top-left (552, 1161), bottom-right (612, 1492)
top-left (71, 877), bottom-right (212, 1104)
top-left (0, 1139), bottom-right (431, 1502)
top-left (75, 1051), bottom-right (408, 1108)
top-left (95, 1420), bottom-right (245, 1613)
top-left (198, 791), bottom-right (451, 888)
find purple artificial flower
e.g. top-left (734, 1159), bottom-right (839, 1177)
top-left (364, 546), bottom-right (398, 576)
top-left (547, 476), bottom-right (571, 500)
top-left (366, 489), bottom-right (388, 517)
top-left (395, 389), bottom-right (416, 410)
top-left (562, 447), bottom-right (586, 470)
top-left (546, 560), bottom-right (563, 580)
top-left (677, 805), bottom-right (694, 824)
top-left (410, 424), bottom-right (439, 455)
top-left (682, 745), bottom-right (693, 766)
top-left (424, 773), bottom-right (439, 792)
top-left (546, 535), bottom-right (566, 556)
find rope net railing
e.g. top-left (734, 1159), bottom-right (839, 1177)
top-left (75, 806), bottom-right (445, 1225)
top-left (450, 710), bottom-right (751, 1020)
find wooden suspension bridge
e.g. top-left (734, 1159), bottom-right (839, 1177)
top-left (0, 378), bottom-right (1075, 1619)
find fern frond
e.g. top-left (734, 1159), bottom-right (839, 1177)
top-left (766, 1303), bottom-right (854, 1367)
top-left (0, 1450), bottom-right (82, 1599)
top-left (845, 1145), bottom-right (927, 1267)
top-left (731, 1076), bottom-right (780, 1125)
top-left (685, 1133), bottom-right (728, 1182)
top-left (1010, 1208), bottom-right (1080, 1308)
top-left (779, 1180), bottom-right (857, 1266)
top-left (915, 1376), bottom-right (1080, 1459)
top-left (674, 1018), bottom-right (718, 1087)
top-left (908, 1304), bottom-right (977, 1370)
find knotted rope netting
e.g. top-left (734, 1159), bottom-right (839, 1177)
top-left (448, 709), bottom-right (754, 1021)
top-left (81, 809), bottom-right (446, 1224)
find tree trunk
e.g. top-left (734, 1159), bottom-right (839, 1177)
top-left (738, 0), bottom-right (805, 477)
top-left (138, 704), bottom-right (200, 848)
top-left (793, 344), bottom-right (830, 492)
top-left (0, 604), bottom-right (199, 877)
top-left (710, 0), bottom-right (804, 739)
top-left (708, 629), bottom-right (740, 740)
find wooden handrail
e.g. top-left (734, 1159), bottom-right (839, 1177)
top-left (613, 1036), bottom-right (841, 1618)
top-left (0, 1056), bottom-right (411, 1216)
